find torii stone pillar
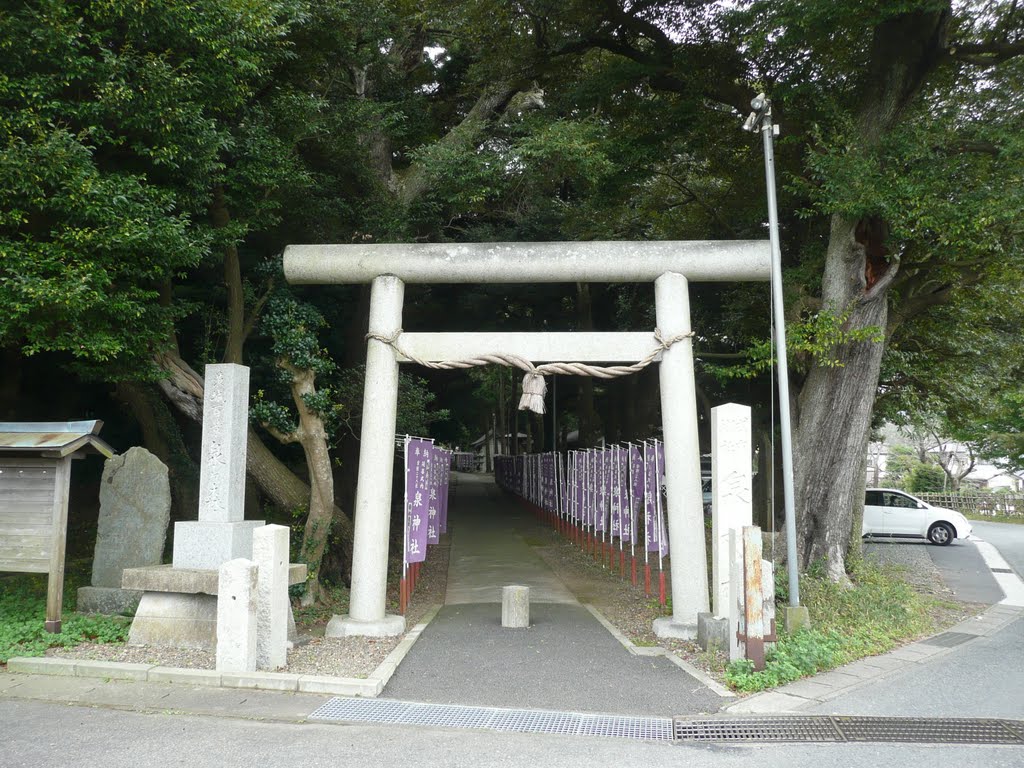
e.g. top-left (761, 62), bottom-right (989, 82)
top-left (652, 273), bottom-right (709, 638)
top-left (327, 276), bottom-right (406, 637)
top-left (284, 240), bottom-right (770, 637)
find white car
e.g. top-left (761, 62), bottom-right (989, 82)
top-left (863, 488), bottom-right (973, 546)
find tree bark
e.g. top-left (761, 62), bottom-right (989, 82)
top-left (790, 8), bottom-right (950, 580)
top-left (211, 186), bottom-right (246, 366)
top-left (793, 217), bottom-right (896, 580)
top-left (279, 362), bottom-right (347, 605)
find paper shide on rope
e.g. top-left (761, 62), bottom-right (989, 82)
top-left (365, 328), bottom-right (696, 415)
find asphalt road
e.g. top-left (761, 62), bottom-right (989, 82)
top-left (1, 698), bottom-right (1021, 768)
top-left (973, 520), bottom-right (1024, 576)
top-left (927, 536), bottom-right (1004, 604)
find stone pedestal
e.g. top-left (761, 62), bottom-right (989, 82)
top-left (697, 611), bottom-right (728, 652)
top-left (129, 592), bottom-right (218, 650)
top-left (501, 585), bottom-right (530, 628)
top-left (325, 614), bottom-right (406, 638)
top-left (652, 616), bottom-right (697, 640)
top-left (122, 563), bottom-right (306, 651)
top-left (171, 520), bottom-right (265, 570)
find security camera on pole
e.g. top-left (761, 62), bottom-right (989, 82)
top-left (742, 93), bottom-right (810, 631)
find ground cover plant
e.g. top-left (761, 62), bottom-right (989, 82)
top-left (724, 560), bottom-right (944, 692)
top-left (0, 572), bottom-right (130, 664)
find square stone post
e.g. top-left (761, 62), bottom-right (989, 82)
top-left (216, 558), bottom-right (258, 673)
top-left (327, 275), bottom-right (406, 637)
top-left (253, 524), bottom-right (289, 670)
top-left (711, 403), bottom-right (752, 617)
top-left (652, 271), bottom-right (710, 639)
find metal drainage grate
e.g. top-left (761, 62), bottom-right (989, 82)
top-left (991, 567), bottom-right (1014, 574)
top-left (835, 716), bottom-right (1020, 744)
top-left (675, 716), bottom-right (841, 743)
top-left (673, 716), bottom-right (1024, 745)
top-left (309, 698), bottom-right (674, 741)
top-left (919, 631), bottom-right (979, 648)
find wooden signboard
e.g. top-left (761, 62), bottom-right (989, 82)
top-left (0, 457), bottom-right (72, 632)
top-left (0, 421), bottom-right (112, 633)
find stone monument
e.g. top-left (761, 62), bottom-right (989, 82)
top-left (77, 447), bottom-right (171, 615)
top-left (172, 364), bottom-right (264, 569)
top-left (124, 364), bottom-right (283, 650)
top-left (710, 403), bottom-right (752, 618)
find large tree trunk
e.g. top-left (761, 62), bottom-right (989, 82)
top-left (791, 8), bottom-right (949, 580)
top-left (794, 216), bottom-right (897, 579)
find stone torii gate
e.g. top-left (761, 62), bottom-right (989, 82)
top-left (284, 240), bottom-right (770, 639)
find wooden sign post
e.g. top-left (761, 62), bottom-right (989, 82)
top-left (0, 422), bottom-right (113, 633)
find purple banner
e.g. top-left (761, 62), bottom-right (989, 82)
top-left (628, 445), bottom-right (643, 543)
top-left (426, 446), bottom-right (441, 546)
top-left (438, 448), bottom-right (450, 534)
top-left (405, 437), bottom-right (432, 563)
top-left (647, 441), bottom-right (668, 557)
top-left (610, 446), bottom-right (626, 541)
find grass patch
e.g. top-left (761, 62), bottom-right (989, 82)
top-left (724, 560), bottom-right (938, 692)
top-left (0, 573), bottom-right (130, 664)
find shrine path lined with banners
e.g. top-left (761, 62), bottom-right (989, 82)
top-left (382, 473), bottom-right (725, 716)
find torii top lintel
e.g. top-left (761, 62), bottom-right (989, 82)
top-left (283, 241), bottom-right (771, 285)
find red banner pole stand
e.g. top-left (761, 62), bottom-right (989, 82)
top-left (620, 549), bottom-right (626, 577)
top-left (631, 555), bottom-right (637, 587)
top-left (644, 564), bottom-right (652, 595)
top-left (658, 570), bottom-right (667, 606)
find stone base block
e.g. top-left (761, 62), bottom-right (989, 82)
top-left (697, 612), bottom-right (729, 651)
top-left (76, 586), bottom-right (143, 616)
top-left (652, 616), bottom-right (698, 640)
top-left (128, 592), bottom-right (219, 650)
top-left (784, 605), bottom-right (811, 633)
top-left (171, 520), bottom-right (265, 570)
top-left (325, 613), bottom-right (406, 638)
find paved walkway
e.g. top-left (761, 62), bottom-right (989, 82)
top-left (383, 475), bottom-right (725, 716)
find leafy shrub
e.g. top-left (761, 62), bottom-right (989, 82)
top-left (725, 560), bottom-right (936, 692)
top-left (0, 575), bottom-right (130, 663)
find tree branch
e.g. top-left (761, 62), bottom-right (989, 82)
top-left (260, 422), bottom-right (301, 445)
top-left (950, 40), bottom-right (1024, 65)
top-left (242, 278), bottom-right (275, 343)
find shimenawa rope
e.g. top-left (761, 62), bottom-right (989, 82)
top-left (364, 328), bottom-right (694, 415)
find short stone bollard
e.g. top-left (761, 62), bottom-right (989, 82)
top-left (501, 585), bottom-right (530, 628)
top-left (253, 524), bottom-right (289, 671)
top-left (216, 558), bottom-right (258, 673)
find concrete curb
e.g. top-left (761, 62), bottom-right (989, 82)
top-left (724, 602), bottom-right (1024, 714)
top-left (366, 604), bottom-right (442, 691)
top-left (582, 603), bottom-right (735, 699)
top-left (5, 603), bottom-right (444, 698)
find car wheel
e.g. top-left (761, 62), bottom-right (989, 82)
top-left (928, 522), bottom-right (955, 546)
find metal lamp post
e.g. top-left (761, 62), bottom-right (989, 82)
top-left (743, 94), bottom-right (805, 616)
